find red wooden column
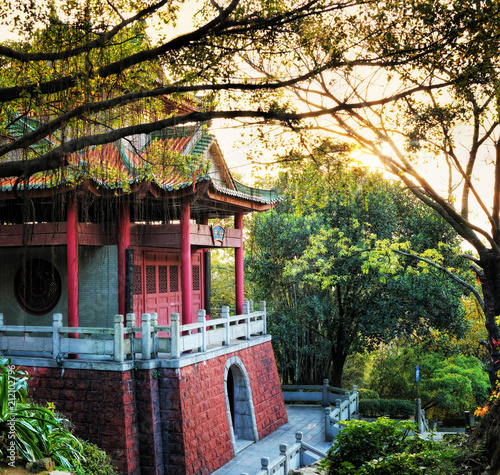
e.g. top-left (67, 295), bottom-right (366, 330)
top-left (235, 211), bottom-right (244, 316)
top-left (181, 198), bottom-right (192, 324)
top-left (67, 198), bottom-right (79, 352)
top-left (118, 202), bottom-right (130, 317)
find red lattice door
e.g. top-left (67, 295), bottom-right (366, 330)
top-left (132, 251), bottom-right (182, 327)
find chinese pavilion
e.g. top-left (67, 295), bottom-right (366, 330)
top-left (0, 102), bottom-right (287, 475)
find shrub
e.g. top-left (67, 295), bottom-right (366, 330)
top-left (358, 388), bottom-right (379, 400)
top-left (359, 398), bottom-right (415, 418)
top-left (71, 440), bottom-right (120, 475)
top-left (319, 417), bottom-right (462, 474)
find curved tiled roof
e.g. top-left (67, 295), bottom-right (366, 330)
top-left (211, 179), bottom-right (281, 205)
top-left (0, 120), bottom-right (281, 207)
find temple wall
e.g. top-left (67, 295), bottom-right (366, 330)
top-left (79, 245), bottom-right (118, 327)
top-left (24, 339), bottom-right (288, 475)
top-left (0, 245), bottom-right (117, 327)
top-left (0, 246), bottom-right (67, 326)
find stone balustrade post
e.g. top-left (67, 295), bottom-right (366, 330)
top-left (141, 313), bottom-right (152, 360)
top-left (198, 309), bottom-right (207, 353)
top-left (260, 301), bottom-right (267, 334)
top-left (335, 398), bottom-right (342, 422)
top-left (171, 313), bottom-right (181, 359)
top-left (150, 312), bottom-right (158, 358)
top-left (52, 313), bottom-right (63, 361)
top-left (125, 313), bottom-right (135, 360)
top-left (322, 379), bottom-right (330, 406)
top-left (295, 432), bottom-right (304, 466)
top-left (260, 457), bottom-right (269, 470)
top-left (222, 306), bottom-right (230, 345)
top-left (114, 315), bottom-right (124, 363)
top-left (353, 385), bottom-right (358, 414)
top-left (125, 313), bottom-right (135, 329)
top-left (280, 443), bottom-right (288, 473)
top-left (243, 300), bottom-right (250, 339)
top-left (325, 407), bottom-right (333, 442)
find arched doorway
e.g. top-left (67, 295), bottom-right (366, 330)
top-left (224, 356), bottom-right (258, 453)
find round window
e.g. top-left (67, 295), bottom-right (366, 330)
top-left (14, 259), bottom-right (62, 315)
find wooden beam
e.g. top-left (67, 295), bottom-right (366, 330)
top-left (0, 223), bottom-right (114, 246)
top-left (130, 224), bottom-right (242, 248)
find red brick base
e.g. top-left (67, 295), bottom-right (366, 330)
top-left (24, 340), bottom-right (287, 475)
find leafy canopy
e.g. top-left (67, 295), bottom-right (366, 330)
top-left (247, 141), bottom-right (470, 386)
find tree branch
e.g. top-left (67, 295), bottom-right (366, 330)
top-left (393, 249), bottom-right (484, 310)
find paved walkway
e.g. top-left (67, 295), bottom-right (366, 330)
top-left (211, 406), bottom-right (461, 475)
top-left (212, 405), bottom-right (332, 475)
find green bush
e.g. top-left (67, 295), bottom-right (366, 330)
top-left (369, 349), bottom-right (490, 419)
top-left (358, 388), bottom-right (379, 400)
top-left (319, 417), bottom-right (462, 474)
top-left (360, 399), bottom-right (415, 418)
top-left (71, 440), bottom-right (120, 475)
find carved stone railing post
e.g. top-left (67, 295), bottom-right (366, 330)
top-left (222, 306), bottom-right (230, 345)
top-left (280, 443), bottom-right (288, 473)
top-left (114, 315), bottom-right (124, 363)
top-left (243, 300), bottom-right (250, 339)
top-left (170, 313), bottom-right (181, 359)
top-left (141, 313), bottom-right (152, 360)
top-left (125, 313), bottom-right (135, 359)
top-left (325, 407), bottom-right (333, 442)
top-left (322, 379), bottom-right (330, 406)
top-left (295, 432), bottom-right (303, 466)
top-left (150, 312), bottom-right (158, 358)
top-left (52, 313), bottom-right (63, 361)
top-left (198, 309), bottom-right (207, 353)
top-left (260, 301), bottom-right (267, 334)
top-left (335, 398), bottom-right (342, 421)
top-left (353, 385), bottom-right (359, 414)
top-left (260, 457), bottom-right (269, 470)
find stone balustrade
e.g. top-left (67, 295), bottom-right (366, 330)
top-left (0, 300), bottom-right (267, 368)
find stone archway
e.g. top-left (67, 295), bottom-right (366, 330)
top-left (224, 356), bottom-right (258, 453)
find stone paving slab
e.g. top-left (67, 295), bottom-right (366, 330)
top-left (212, 405), bottom-right (332, 475)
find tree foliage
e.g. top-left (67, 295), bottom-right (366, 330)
top-left (369, 347), bottom-right (490, 419)
top-left (237, 0), bottom-right (500, 387)
top-left (247, 143), bottom-right (470, 386)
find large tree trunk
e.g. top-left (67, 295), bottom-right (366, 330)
top-left (468, 397), bottom-right (500, 474)
top-left (478, 249), bottom-right (500, 388)
top-left (329, 351), bottom-right (347, 388)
